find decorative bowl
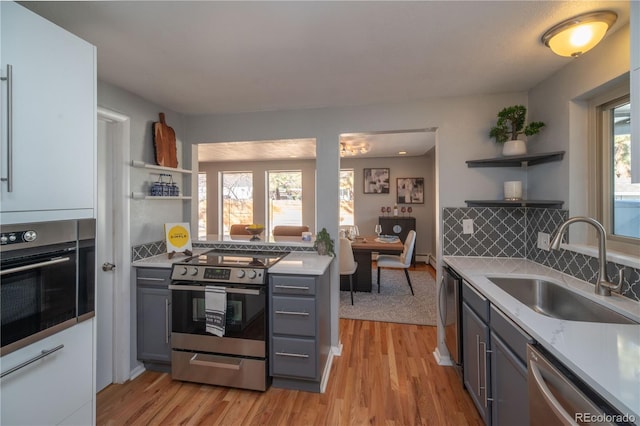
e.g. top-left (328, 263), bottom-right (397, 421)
top-left (245, 225), bottom-right (265, 241)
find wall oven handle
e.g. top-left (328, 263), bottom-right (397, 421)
top-left (1, 64), bottom-right (13, 192)
top-left (189, 353), bottom-right (242, 370)
top-left (0, 256), bottom-right (71, 276)
top-left (275, 310), bottom-right (310, 316)
top-left (168, 284), bottom-right (261, 295)
top-left (529, 357), bottom-right (577, 425)
top-left (1, 344), bottom-right (64, 378)
top-left (275, 351), bottom-right (310, 359)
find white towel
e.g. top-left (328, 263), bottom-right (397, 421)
top-left (205, 285), bottom-right (226, 337)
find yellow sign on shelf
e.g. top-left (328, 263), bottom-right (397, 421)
top-left (165, 222), bottom-right (192, 253)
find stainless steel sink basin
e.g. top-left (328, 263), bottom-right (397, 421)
top-left (487, 277), bottom-right (637, 324)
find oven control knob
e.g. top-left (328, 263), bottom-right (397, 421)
top-left (236, 269), bottom-right (246, 278)
top-left (23, 230), bottom-right (37, 242)
top-left (247, 270), bottom-right (257, 279)
top-left (178, 267), bottom-right (188, 275)
top-left (190, 268), bottom-right (199, 276)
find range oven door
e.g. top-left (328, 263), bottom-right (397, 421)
top-left (169, 282), bottom-right (267, 357)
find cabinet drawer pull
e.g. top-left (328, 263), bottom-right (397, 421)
top-left (1, 344), bottom-right (64, 378)
top-left (275, 310), bottom-right (310, 316)
top-left (275, 351), bottom-right (310, 359)
top-left (274, 285), bottom-right (310, 291)
top-left (165, 298), bottom-right (170, 344)
top-left (1, 64), bottom-right (13, 192)
top-left (138, 277), bottom-right (166, 282)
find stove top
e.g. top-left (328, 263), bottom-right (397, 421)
top-left (184, 250), bottom-right (286, 269)
top-left (170, 250), bottom-right (288, 284)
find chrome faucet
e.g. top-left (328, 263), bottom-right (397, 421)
top-left (550, 216), bottom-right (623, 296)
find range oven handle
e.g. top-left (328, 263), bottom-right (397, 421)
top-left (0, 256), bottom-right (71, 276)
top-left (168, 284), bottom-right (261, 296)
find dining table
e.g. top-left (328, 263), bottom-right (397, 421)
top-left (340, 235), bottom-right (404, 292)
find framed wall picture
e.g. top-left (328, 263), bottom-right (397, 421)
top-left (363, 168), bottom-right (390, 194)
top-left (397, 178), bottom-right (424, 204)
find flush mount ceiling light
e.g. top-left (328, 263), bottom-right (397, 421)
top-left (541, 10), bottom-right (617, 57)
top-left (340, 141), bottom-right (370, 157)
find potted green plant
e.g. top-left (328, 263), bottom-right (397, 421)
top-left (489, 105), bottom-right (545, 156)
top-left (314, 227), bottom-right (335, 256)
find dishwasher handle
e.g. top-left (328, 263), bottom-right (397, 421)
top-left (529, 356), bottom-right (577, 425)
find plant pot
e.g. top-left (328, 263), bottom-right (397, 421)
top-left (316, 241), bottom-right (327, 256)
top-left (502, 140), bottom-right (527, 156)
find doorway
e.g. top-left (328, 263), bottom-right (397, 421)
top-left (96, 107), bottom-right (131, 391)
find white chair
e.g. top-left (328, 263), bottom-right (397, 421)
top-left (376, 230), bottom-right (416, 295)
top-left (339, 238), bottom-right (358, 305)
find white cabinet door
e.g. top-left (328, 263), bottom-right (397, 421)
top-left (0, 320), bottom-right (94, 426)
top-left (1, 2), bottom-right (96, 224)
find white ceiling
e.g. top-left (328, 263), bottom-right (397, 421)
top-left (21, 1), bottom-right (629, 161)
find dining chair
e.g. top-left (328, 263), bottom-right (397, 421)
top-left (376, 230), bottom-right (416, 295)
top-left (229, 224), bottom-right (251, 235)
top-left (339, 238), bottom-right (358, 305)
top-left (272, 225), bottom-right (310, 236)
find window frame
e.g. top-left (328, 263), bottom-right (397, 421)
top-left (588, 85), bottom-right (637, 255)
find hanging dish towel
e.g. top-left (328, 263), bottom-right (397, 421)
top-left (205, 285), bottom-right (227, 337)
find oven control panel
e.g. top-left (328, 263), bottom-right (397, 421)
top-left (170, 265), bottom-right (266, 284)
top-left (0, 229), bottom-right (37, 245)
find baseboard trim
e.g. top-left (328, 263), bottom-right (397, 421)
top-left (320, 345), bottom-right (342, 393)
top-left (433, 346), bottom-right (453, 366)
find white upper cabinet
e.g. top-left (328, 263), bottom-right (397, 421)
top-left (1, 1), bottom-right (96, 224)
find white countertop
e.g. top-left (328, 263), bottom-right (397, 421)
top-left (443, 256), bottom-right (640, 419)
top-left (268, 251), bottom-right (333, 275)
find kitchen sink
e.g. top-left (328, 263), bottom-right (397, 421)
top-left (487, 277), bottom-right (637, 325)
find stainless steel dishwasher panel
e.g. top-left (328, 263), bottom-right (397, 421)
top-left (528, 344), bottom-right (620, 426)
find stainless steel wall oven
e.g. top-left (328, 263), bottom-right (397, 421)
top-left (0, 220), bottom-right (95, 356)
top-left (169, 250), bottom-right (286, 391)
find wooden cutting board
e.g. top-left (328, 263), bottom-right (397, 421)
top-left (153, 113), bottom-right (178, 168)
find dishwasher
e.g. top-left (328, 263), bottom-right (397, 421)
top-left (441, 266), bottom-right (462, 378)
top-left (527, 344), bottom-right (635, 426)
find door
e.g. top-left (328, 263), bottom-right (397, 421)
top-left (96, 119), bottom-right (115, 391)
top-left (462, 302), bottom-right (491, 425)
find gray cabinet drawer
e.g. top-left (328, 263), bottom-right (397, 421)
top-left (136, 268), bottom-right (171, 286)
top-left (490, 305), bottom-right (534, 363)
top-left (462, 280), bottom-right (490, 322)
top-left (272, 296), bottom-right (316, 336)
top-left (271, 275), bottom-right (316, 295)
top-left (271, 337), bottom-right (317, 379)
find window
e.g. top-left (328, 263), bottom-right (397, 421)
top-left (593, 92), bottom-right (639, 252)
top-left (198, 173), bottom-right (207, 238)
top-left (268, 171), bottom-right (302, 230)
top-left (221, 172), bottom-right (253, 234)
top-left (339, 169), bottom-right (354, 225)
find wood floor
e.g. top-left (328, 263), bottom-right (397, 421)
top-left (97, 263), bottom-right (483, 425)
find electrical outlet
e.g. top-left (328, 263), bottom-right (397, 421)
top-left (537, 232), bottom-right (550, 251)
top-left (462, 219), bottom-right (474, 235)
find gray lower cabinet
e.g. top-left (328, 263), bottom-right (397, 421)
top-left (269, 270), bottom-right (330, 392)
top-left (462, 280), bottom-right (533, 426)
top-left (136, 267), bottom-right (172, 371)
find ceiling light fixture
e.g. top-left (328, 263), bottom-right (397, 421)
top-left (541, 10), bottom-right (617, 58)
top-left (340, 142), bottom-right (370, 157)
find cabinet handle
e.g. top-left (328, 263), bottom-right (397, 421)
top-left (479, 340), bottom-right (492, 407)
top-left (275, 351), bottom-right (310, 359)
top-left (165, 298), bottom-right (170, 344)
top-left (138, 277), bottom-right (166, 282)
top-left (476, 335), bottom-right (482, 398)
top-left (1, 64), bottom-right (13, 192)
top-left (275, 310), bottom-right (310, 316)
top-left (1, 344), bottom-right (64, 378)
top-left (274, 285), bottom-right (310, 291)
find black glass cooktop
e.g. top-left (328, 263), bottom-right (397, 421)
top-left (184, 250), bottom-right (287, 269)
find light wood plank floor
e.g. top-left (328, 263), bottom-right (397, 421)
top-left (97, 264), bottom-right (482, 425)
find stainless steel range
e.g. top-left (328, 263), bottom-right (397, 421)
top-left (169, 250), bottom-right (286, 391)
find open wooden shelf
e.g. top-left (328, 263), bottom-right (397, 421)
top-left (466, 151), bottom-right (565, 168)
top-left (464, 199), bottom-right (564, 208)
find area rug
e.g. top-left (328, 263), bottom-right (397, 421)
top-left (339, 268), bottom-right (437, 326)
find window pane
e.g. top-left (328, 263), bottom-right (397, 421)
top-left (222, 172), bottom-right (253, 234)
top-left (268, 171), bottom-right (302, 230)
top-left (339, 169), bottom-right (354, 226)
top-left (198, 173), bottom-right (207, 238)
top-left (611, 102), bottom-right (639, 239)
